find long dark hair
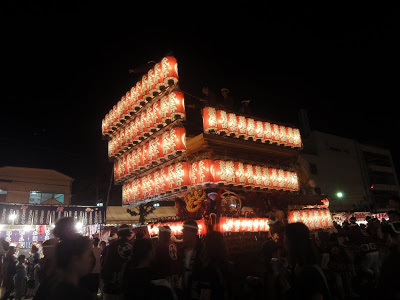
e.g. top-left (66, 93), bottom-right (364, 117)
top-left (201, 231), bottom-right (229, 268)
top-left (285, 222), bottom-right (318, 266)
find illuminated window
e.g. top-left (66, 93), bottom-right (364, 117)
top-left (29, 191), bottom-right (64, 204)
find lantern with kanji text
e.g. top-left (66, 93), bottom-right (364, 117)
top-left (227, 112), bottom-right (238, 137)
top-left (161, 56), bottom-right (178, 86)
top-left (168, 91), bottom-right (185, 120)
top-left (202, 107), bottom-right (217, 134)
top-left (154, 62), bottom-right (165, 92)
top-left (175, 162), bottom-right (191, 191)
top-left (237, 115), bottom-right (247, 138)
top-left (169, 127), bottom-right (186, 157)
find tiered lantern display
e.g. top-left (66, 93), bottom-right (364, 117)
top-left (202, 107), bottom-right (302, 148)
top-left (288, 209), bottom-right (333, 230)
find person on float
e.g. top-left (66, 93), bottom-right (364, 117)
top-left (220, 88), bottom-right (234, 110)
top-left (152, 225), bottom-right (180, 291)
top-left (100, 224), bottom-right (134, 300)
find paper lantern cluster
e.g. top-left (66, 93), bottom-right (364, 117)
top-left (147, 219), bottom-right (206, 236)
top-left (114, 127), bottom-right (187, 182)
top-left (102, 56), bottom-right (179, 138)
top-left (219, 217), bottom-right (270, 233)
top-left (287, 209), bottom-right (333, 230)
top-left (108, 91), bottom-right (186, 158)
top-left (122, 160), bottom-right (299, 205)
top-left (202, 107), bottom-right (302, 148)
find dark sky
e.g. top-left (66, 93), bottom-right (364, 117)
top-left (1, 2), bottom-right (397, 205)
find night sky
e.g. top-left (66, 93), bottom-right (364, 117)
top-left (2, 3), bottom-right (397, 205)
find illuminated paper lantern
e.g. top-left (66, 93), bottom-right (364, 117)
top-left (255, 121), bottom-right (264, 142)
top-left (132, 179), bottom-right (141, 201)
top-left (141, 74), bottom-right (151, 102)
top-left (190, 161), bottom-right (199, 185)
top-left (126, 120), bottom-right (136, 147)
top-left (161, 56), bottom-right (179, 86)
top-left (117, 100), bottom-right (124, 124)
top-left (136, 146), bottom-right (144, 170)
top-left (216, 110), bottom-right (229, 135)
top-left (168, 91), bottom-right (185, 120)
top-left (160, 95), bottom-right (172, 124)
top-left (197, 160), bottom-right (213, 184)
top-left (219, 160), bottom-right (236, 185)
top-left (112, 104), bottom-right (119, 129)
top-left (166, 165), bottom-right (177, 192)
top-left (269, 168), bottom-right (279, 189)
top-left (246, 118), bottom-right (256, 141)
top-left (283, 170), bottom-right (290, 191)
top-left (154, 62), bottom-right (165, 92)
top-left (139, 113), bottom-right (149, 139)
top-left (156, 135), bottom-right (165, 162)
top-left (114, 161), bottom-right (120, 181)
top-left (102, 116), bottom-right (109, 137)
top-left (234, 162), bottom-right (246, 186)
top-left (240, 218), bottom-right (247, 232)
top-left (233, 218), bottom-right (241, 232)
top-left (130, 149), bottom-right (137, 173)
top-left (122, 155), bottom-right (129, 179)
top-left (120, 126), bottom-right (129, 151)
top-left (227, 113), bottom-right (238, 137)
top-left (271, 124), bottom-right (280, 144)
top-left (158, 168), bottom-right (167, 194)
top-left (134, 117), bottom-right (142, 142)
top-left (136, 80), bottom-right (145, 106)
top-left (146, 173), bottom-right (155, 197)
top-left (118, 158), bottom-right (125, 181)
top-left (125, 90), bottom-right (134, 116)
top-left (141, 177), bottom-right (150, 198)
top-left (152, 100), bottom-right (163, 128)
top-left (130, 86), bottom-right (141, 112)
top-left (210, 160), bottom-right (224, 184)
top-left (279, 125), bottom-right (287, 146)
top-left (252, 218), bottom-right (259, 232)
top-left (147, 68), bottom-right (158, 97)
top-left (161, 130), bottom-right (171, 160)
top-left (148, 138), bottom-right (159, 164)
top-left (253, 165), bottom-right (263, 188)
top-left (261, 167), bottom-right (271, 190)
top-left (292, 128), bottom-right (302, 148)
top-left (107, 139), bottom-right (114, 158)
top-left (286, 127), bottom-right (294, 147)
top-left (175, 162), bottom-right (191, 190)
top-left (169, 127), bottom-right (186, 156)
top-left (146, 106), bottom-right (155, 132)
top-left (244, 164), bottom-right (254, 187)
top-left (288, 172), bottom-right (299, 191)
top-left (122, 183), bottom-right (129, 204)
top-left (153, 170), bottom-right (163, 195)
top-left (277, 169), bottom-right (286, 190)
top-left (122, 94), bottom-right (130, 119)
top-left (142, 143), bottom-right (150, 168)
top-left (202, 107), bottom-right (217, 133)
top-left (237, 115), bottom-right (247, 138)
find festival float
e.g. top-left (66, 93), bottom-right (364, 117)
top-left (101, 56), bottom-right (333, 254)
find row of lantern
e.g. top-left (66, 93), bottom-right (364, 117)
top-left (102, 56), bottom-right (179, 137)
top-left (114, 127), bottom-right (186, 182)
top-left (121, 160), bottom-right (299, 204)
top-left (287, 209), bottom-right (333, 230)
top-left (147, 219), bottom-right (206, 236)
top-left (202, 107), bottom-right (302, 148)
top-left (107, 91), bottom-right (186, 157)
top-left (219, 217), bottom-right (270, 233)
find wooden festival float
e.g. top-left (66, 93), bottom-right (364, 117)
top-left (101, 56), bottom-right (333, 254)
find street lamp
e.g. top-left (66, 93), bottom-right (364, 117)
top-left (336, 192), bottom-right (344, 210)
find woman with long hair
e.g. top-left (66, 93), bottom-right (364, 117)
top-left (199, 231), bottom-right (233, 300)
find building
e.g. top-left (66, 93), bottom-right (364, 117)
top-left (301, 130), bottom-right (400, 212)
top-left (0, 166), bottom-right (73, 205)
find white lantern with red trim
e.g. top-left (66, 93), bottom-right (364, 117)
top-left (216, 110), bottom-right (229, 135)
top-left (277, 169), bottom-right (286, 190)
top-left (122, 94), bottom-right (130, 119)
top-left (117, 100), bottom-right (124, 124)
top-left (134, 117), bottom-right (141, 142)
top-left (154, 62), bottom-right (165, 92)
top-left (169, 127), bottom-right (186, 157)
top-left (131, 86), bottom-right (141, 111)
top-left (293, 128), bottom-right (302, 148)
top-left (112, 104), bottom-right (119, 129)
top-left (246, 118), bottom-right (256, 141)
top-left (102, 116), bottom-right (109, 137)
top-left (161, 56), bottom-right (179, 86)
top-left (130, 148), bottom-right (138, 173)
top-left (152, 100), bottom-right (163, 129)
top-left (146, 106), bottom-right (155, 132)
top-left (136, 146), bottom-right (144, 170)
top-left (168, 91), bottom-right (185, 120)
top-left (234, 162), bottom-right (246, 186)
top-left (136, 80), bottom-right (145, 106)
top-left (237, 115), bottom-right (247, 138)
top-left (202, 107), bottom-right (217, 133)
top-left (175, 162), bottom-right (191, 191)
top-left (269, 168), bottom-right (279, 189)
top-left (227, 113), bottom-right (238, 137)
top-left (286, 127), bottom-right (294, 147)
top-left (160, 95), bottom-right (172, 124)
top-left (139, 113), bottom-right (149, 139)
top-left (222, 161), bottom-right (236, 185)
top-left (244, 164), bottom-right (254, 187)
top-left (271, 124), bottom-right (280, 144)
top-left (161, 130), bottom-right (171, 160)
top-left (255, 120), bottom-right (264, 142)
top-left (153, 170), bottom-right (163, 195)
top-left (253, 165), bottom-right (263, 188)
top-left (126, 90), bottom-right (134, 115)
top-left (147, 67), bottom-right (157, 98)
top-left (261, 167), bottom-right (271, 190)
top-left (141, 74), bottom-right (151, 102)
top-left (279, 125), bottom-right (287, 146)
top-left (142, 143), bottom-right (150, 168)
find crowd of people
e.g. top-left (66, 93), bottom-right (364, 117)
top-left (0, 207), bottom-right (399, 300)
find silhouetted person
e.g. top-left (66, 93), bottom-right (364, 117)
top-left (199, 84), bottom-right (218, 108)
top-left (220, 88), bottom-right (234, 110)
top-left (238, 99), bottom-right (251, 114)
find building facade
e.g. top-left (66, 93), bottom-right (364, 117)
top-left (0, 166), bottom-right (73, 205)
top-left (301, 131), bottom-right (399, 212)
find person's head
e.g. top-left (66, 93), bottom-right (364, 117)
top-left (42, 238), bottom-right (58, 258)
top-left (158, 226), bottom-right (171, 243)
top-left (135, 229), bottom-right (146, 240)
top-left (221, 88), bottom-right (229, 98)
top-left (93, 237), bottom-right (100, 247)
top-left (349, 216), bottom-right (357, 224)
top-left (201, 231), bottom-right (228, 267)
top-left (118, 224), bottom-right (133, 241)
top-left (55, 235), bottom-right (93, 280)
top-left (284, 222), bottom-right (317, 266)
top-left (31, 244), bottom-right (39, 253)
top-left (201, 86), bottom-right (209, 96)
top-left (182, 219), bottom-right (198, 246)
top-left (100, 240), bottom-right (107, 250)
top-left (17, 254), bottom-right (26, 264)
top-left (131, 238), bottom-right (154, 267)
top-left (53, 217), bottom-right (79, 241)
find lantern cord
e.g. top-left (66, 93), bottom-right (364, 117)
top-left (180, 90), bottom-right (202, 101)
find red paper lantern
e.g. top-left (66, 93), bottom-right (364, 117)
top-left (227, 113), bottom-right (238, 137)
top-left (175, 162), bottom-right (191, 190)
top-left (112, 104), bottom-right (119, 129)
top-left (237, 115), bottom-right (247, 138)
top-left (120, 126), bottom-right (128, 151)
top-left (253, 165), bottom-right (263, 188)
top-left (166, 165), bottom-right (177, 192)
top-left (234, 162), bottom-right (246, 186)
top-left (142, 143), bottom-right (149, 168)
top-left (279, 125), bottom-right (287, 146)
top-left (197, 160), bottom-right (213, 184)
top-left (233, 218), bottom-right (241, 232)
top-left (122, 183), bottom-right (129, 204)
top-left (139, 113), bottom-right (149, 139)
top-left (126, 120), bottom-right (136, 147)
top-left (156, 135), bottom-right (164, 162)
top-left (153, 170), bottom-right (163, 195)
top-left (130, 86), bottom-right (141, 112)
top-left (287, 172), bottom-right (299, 191)
top-left (148, 138), bottom-right (158, 164)
top-left (122, 94), bottom-right (130, 119)
top-left (293, 128), bottom-right (302, 148)
top-left (159, 168), bottom-right (168, 194)
top-left (102, 116), bottom-right (109, 137)
top-left (216, 110), bottom-right (229, 135)
top-left (211, 160), bottom-right (224, 184)
top-left (117, 100), bottom-right (124, 124)
top-left (146, 139), bottom-right (155, 165)
top-left (161, 130), bottom-right (171, 160)
top-left (146, 106), bottom-right (155, 132)
top-left (261, 167), bottom-right (271, 190)
top-left (118, 158), bottom-right (125, 181)
top-left (255, 121), bottom-right (264, 142)
top-left (168, 91), bottom-right (185, 120)
top-left (147, 67), bottom-right (158, 97)
top-left (132, 179), bottom-right (141, 201)
top-left (286, 127), bottom-right (294, 147)
top-left (126, 90), bottom-right (134, 116)
top-left (202, 107), bottom-right (217, 133)
top-left (269, 168), bottom-right (279, 189)
top-left (141, 177), bottom-right (150, 198)
top-left (252, 218), bottom-right (259, 232)
top-left (283, 170), bottom-right (290, 191)
top-left (114, 161), bottom-right (120, 181)
top-left (146, 173), bottom-right (155, 197)
top-left (160, 95), bottom-right (172, 124)
top-left (130, 148), bottom-right (138, 173)
top-left (169, 127), bottom-right (186, 156)
top-left (276, 169), bottom-right (286, 190)
top-left (121, 154), bottom-right (129, 179)
top-left (136, 80), bottom-right (145, 106)
top-left (161, 56), bottom-right (179, 86)
top-left (141, 74), bottom-right (151, 102)
top-left (154, 62), bottom-right (165, 92)
top-left (190, 161), bottom-right (199, 185)
top-left (152, 100), bottom-right (163, 128)
top-left (246, 118), bottom-right (256, 141)
top-left (271, 124), bottom-right (280, 144)
top-left (136, 146), bottom-right (144, 170)
top-left (244, 164), bottom-right (254, 187)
